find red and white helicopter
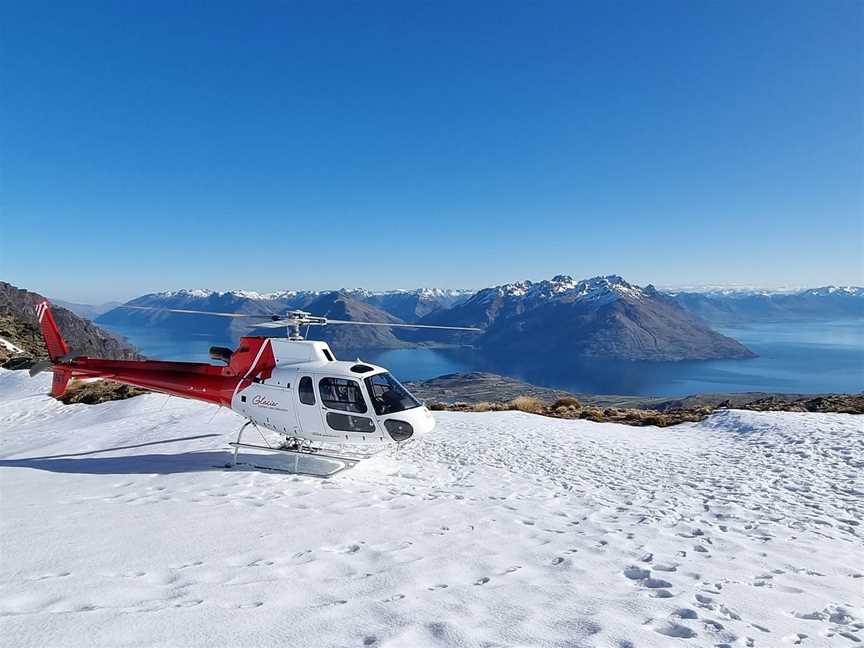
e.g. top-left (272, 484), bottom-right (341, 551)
top-left (31, 301), bottom-right (479, 474)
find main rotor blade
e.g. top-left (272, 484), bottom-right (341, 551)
top-left (325, 319), bottom-right (482, 332)
top-left (118, 305), bottom-right (279, 319)
top-left (251, 318), bottom-right (480, 331)
top-left (253, 320), bottom-right (297, 328)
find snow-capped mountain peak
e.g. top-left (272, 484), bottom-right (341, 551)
top-left (799, 286), bottom-right (864, 298)
top-left (475, 274), bottom-right (647, 305)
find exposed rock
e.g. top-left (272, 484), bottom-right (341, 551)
top-left (60, 380), bottom-right (149, 405)
top-left (415, 372), bottom-right (862, 426)
top-left (406, 372), bottom-right (578, 405)
top-left (737, 394), bottom-right (864, 415)
top-left (0, 282), bottom-right (140, 362)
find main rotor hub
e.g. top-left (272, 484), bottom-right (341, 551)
top-left (280, 310), bottom-right (327, 340)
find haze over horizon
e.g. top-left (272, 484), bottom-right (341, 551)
top-left (37, 275), bottom-right (864, 307)
top-left (2, 2), bottom-right (862, 303)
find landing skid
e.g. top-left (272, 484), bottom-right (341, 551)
top-left (226, 422), bottom-right (386, 477)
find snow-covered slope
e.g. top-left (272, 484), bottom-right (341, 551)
top-left (0, 369), bottom-right (861, 647)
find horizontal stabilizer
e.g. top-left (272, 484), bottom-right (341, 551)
top-left (28, 359), bottom-right (54, 377)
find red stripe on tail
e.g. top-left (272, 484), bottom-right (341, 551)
top-left (35, 300), bottom-right (69, 361)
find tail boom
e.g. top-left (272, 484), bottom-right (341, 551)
top-left (31, 301), bottom-right (277, 405)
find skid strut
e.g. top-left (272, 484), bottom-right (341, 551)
top-left (227, 421), bottom-right (381, 476)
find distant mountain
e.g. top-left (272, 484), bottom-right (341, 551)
top-left (51, 299), bottom-right (122, 321)
top-left (97, 278), bottom-right (759, 360)
top-left (97, 289), bottom-right (295, 340)
top-left (417, 275), bottom-right (755, 361)
top-left (360, 288), bottom-right (473, 321)
top-left (252, 292), bottom-right (411, 351)
top-left (667, 286), bottom-right (864, 326)
top-left (0, 282), bottom-right (139, 365)
top-left (66, 279), bottom-right (864, 363)
top-left (97, 288), bottom-right (412, 352)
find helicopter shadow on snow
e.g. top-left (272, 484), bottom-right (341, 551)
top-left (0, 433), bottom-right (226, 475)
top-left (0, 433), bottom-right (346, 476)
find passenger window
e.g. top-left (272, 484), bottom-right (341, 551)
top-left (299, 376), bottom-right (315, 405)
top-left (326, 412), bottom-right (376, 433)
top-left (318, 377), bottom-right (367, 413)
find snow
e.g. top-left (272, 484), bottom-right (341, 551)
top-left (475, 274), bottom-right (647, 305)
top-left (0, 337), bottom-right (24, 354)
top-left (148, 288), bottom-right (477, 303)
top-left (660, 284), bottom-right (864, 298)
top-left (1, 369), bottom-right (862, 647)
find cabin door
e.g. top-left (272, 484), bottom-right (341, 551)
top-left (295, 375), bottom-right (325, 439)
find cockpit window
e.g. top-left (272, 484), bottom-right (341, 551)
top-left (319, 377), bottom-right (367, 413)
top-left (365, 372), bottom-right (421, 415)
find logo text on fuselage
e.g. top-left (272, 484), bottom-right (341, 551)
top-left (252, 395), bottom-right (279, 408)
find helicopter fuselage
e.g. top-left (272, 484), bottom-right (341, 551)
top-left (229, 339), bottom-right (436, 447)
top-left (34, 299), bottom-right (434, 450)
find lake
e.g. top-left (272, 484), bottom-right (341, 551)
top-left (100, 319), bottom-right (864, 396)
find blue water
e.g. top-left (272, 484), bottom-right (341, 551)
top-left (101, 320), bottom-right (864, 396)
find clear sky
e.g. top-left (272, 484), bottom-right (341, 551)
top-left (1, 1), bottom-right (862, 303)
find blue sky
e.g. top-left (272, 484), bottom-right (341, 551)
top-left (2, 1), bottom-right (862, 302)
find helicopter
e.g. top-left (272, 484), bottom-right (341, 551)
top-left (30, 301), bottom-right (480, 475)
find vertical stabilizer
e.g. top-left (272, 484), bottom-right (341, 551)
top-left (50, 368), bottom-right (72, 398)
top-left (35, 300), bottom-right (69, 361)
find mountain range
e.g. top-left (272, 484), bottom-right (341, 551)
top-left (12, 275), bottom-right (861, 365)
top-left (90, 275), bottom-right (820, 361)
top-left (667, 286), bottom-right (864, 326)
top-left (412, 275), bottom-right (755, 361)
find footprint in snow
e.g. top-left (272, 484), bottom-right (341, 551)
top-left (173, 599), bottom-right (203, 608)
top-left (653, 621), bottom-right (698, 639)
top-left (651, 589), bottom-right (674, 598)
top-left (27, 572), bottom-right (71, 581)
top-left (623, 566), bottom-right (650, 580)
top-left (318, 599), bottom-right (347, 607)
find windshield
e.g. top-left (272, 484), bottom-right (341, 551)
top-left (365, 372), bottom-right (421, 415)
